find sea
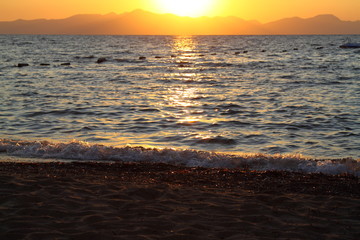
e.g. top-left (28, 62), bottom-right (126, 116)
top-left (0, 34), bottom-right (359, 175)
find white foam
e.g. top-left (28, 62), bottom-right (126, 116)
top-left (1, 139), bottom-right (359, 176)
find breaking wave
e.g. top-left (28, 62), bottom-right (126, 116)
top-left (1, 139), bottom-right (359, 176)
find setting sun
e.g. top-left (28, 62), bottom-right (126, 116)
top-left (155, 0), bottom-right (215, 17)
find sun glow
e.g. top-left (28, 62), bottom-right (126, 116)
top-left (155, 0), bottom-right (215, 17)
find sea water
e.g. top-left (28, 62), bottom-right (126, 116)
top-left (0, 35), bottom-right (359, 174)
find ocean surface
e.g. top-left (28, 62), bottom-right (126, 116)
top-left (0, 35), bottom-right (359, 175)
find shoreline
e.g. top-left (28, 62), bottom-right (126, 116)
top-left (1, 161), bottom-right (359, 239)
top-left (1, 161), bottom-right (359, 196)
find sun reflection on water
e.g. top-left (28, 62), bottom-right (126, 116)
top-left (172, 35), bottom-right (197, 53)
top-left (165, 36), bottom-right (205, 125)
top-left (158, 36), bottom-right (232, 143)
top-left (168, 87), bottom-right (200, 108)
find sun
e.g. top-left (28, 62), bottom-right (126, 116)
top-left (155, 0), bottom-right (215, 17)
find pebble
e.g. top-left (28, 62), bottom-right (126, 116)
top-left (17, 63), bottom-right (29, 67)
top-left (97, 58), bottom-right (107, 63)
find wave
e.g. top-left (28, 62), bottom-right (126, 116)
top-left (0, 139), bottom-right (359, 176)
top-left (195, 136), bottom-right (237, 145)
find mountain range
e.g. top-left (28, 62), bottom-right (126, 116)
top-left (0, 10), bottom-right (359, 35)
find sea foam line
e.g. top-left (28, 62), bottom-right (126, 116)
top-left (0, 139), bottom-right (359, 176)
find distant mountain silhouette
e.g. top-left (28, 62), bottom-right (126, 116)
top-left (0, 10), bottom-right (359, 35)
top-left (264, 14), bottom-right (360, 34)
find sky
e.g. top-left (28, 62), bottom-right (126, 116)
top-left (0, 0), bottom-right (359, 23)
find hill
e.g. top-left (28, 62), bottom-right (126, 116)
top-left (0, 10), bottom-right (359, 35)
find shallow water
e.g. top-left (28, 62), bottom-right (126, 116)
top-left (0, 35), bottom-right (359, 160)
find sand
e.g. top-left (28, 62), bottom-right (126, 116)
top-left (0, 161), bottom-right (359, 240)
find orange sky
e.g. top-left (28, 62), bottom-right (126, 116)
top-left (0, 0), bottom-right (359, 23)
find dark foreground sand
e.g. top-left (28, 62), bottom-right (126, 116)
top-left (0, 162), bottom-right (359, 240)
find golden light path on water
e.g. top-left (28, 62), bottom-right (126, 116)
top-left (169, 36), bottom-right (204, 127)
top-left (159, 36), bottom-right (232, 147)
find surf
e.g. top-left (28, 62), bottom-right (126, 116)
top-left (1, 138), bottom-right (358, 176)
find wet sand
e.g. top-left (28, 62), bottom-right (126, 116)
top-left (0, 162), bottom-right (359, 239)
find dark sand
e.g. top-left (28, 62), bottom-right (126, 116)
top-left (0, 162), bottom-right (359, 239)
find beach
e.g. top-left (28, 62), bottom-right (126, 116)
top-left (1, 161), bottom-right (359, 239)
